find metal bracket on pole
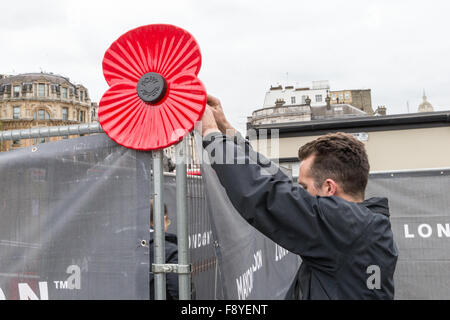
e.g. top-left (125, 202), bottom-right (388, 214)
top-left (152, 263), bottom-right (192, 275)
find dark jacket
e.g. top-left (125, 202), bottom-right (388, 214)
top-left (203, 131), bottom-right (398, 300)
top-left (149, 231), bottom-right (179, 300)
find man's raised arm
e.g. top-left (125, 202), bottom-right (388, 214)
top-left (198, 95), bottom-right (364, 267)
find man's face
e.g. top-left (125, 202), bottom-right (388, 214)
top-left (164, 215), bottom-right (171, 232)
top-left (298, 155), bottom-right (327, 197)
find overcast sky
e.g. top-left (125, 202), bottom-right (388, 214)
top-left (1, 0), bottom-right (449, 133)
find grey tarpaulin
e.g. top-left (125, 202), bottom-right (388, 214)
top-left (194, 132), bottom-right (301, 300)
top-left (0, 133), bottom-right (221, 300)
top-left (0, 133), bottom-right (150, 299)
top-left (366, 170), bottom-right (450, 300)
top-left (162, 174), bottom-right (224, 300)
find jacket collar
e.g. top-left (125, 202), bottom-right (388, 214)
top-left (360, 197), bottom-right (390, 217)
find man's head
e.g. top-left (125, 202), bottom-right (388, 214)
top-left (150, 199), bottom-right (171, 232)
top-left (297, 132), bottom-right (369, 202)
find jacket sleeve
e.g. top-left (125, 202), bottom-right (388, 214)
top-left (202, 131), bottom-right (370, 270)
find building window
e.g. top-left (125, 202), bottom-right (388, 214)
top-left (339, 93), bottom-right (344, 101)
top-left (345, 92), bottom-right (350, 100)
top-left (38, 83), bottom-right (45, 97)
top-left (12, 139), bottom-right (21, 146)
top-left (39, 137), bottom-right (46, 144)
top-left (79, 110), bottom-right (85, 122)
top-left (36, 109), bottom-right (50, 120)
top-left (62, 87), bottom-right (68, 99)
top-left (315, 95), bottom-right (323, 103)
top-left (13, 106), bottom-right (20, 119)
top-left (332, 93), bottom-right (337, 100)
top-left (13, 85), bottom-right (20, 97)
top-left (62, 107), bottom-right (68, 120)
top-left (301, 96), bottom-right (307, 104)
top-left (291, 96), bottom-right (296, 104)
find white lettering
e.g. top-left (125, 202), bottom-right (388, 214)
top-left (188, 231), bottom-right (213, 249)
top-left (275, 244), bottom-right (289, 261)
top-left (236, 250), bottom-right (263, 300)
top-left (236, 267), bottom-right (253, 300)
top-left (404, 223), bottom-right (450, 239)
top-left (18, 282), bottom-right (48, 300)
top-left (404, 224), bottom-right (415, 238)
top-left (418, 224), bottom-right (432, 238)
top-left (181, 304), bottom-right (215, 317)
top-left (437, 223), bottom-right (450, 238)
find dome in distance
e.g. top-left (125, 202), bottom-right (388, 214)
top-left (418, 90), bottom-right (434, 113)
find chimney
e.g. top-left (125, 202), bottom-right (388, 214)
top-left (270, 85), bottom-right (283, 91)
top-left (275, 98), bottom-right (285, 107)
top-left (375, 106), bottom-right (387, 116)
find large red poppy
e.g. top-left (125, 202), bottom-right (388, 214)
top-left (99, 24), bottom-right (206, 150)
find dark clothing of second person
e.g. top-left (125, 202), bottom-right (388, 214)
top-left (149, 231), bottom-right (179, 300)
top-left (202, 131), bottom-right (398, 300)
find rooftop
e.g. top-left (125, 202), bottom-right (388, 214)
top-left (248, 110), bottom-right (450, 135)
top-left (0, 72), bottom-right (78, 88)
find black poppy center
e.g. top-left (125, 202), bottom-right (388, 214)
top-left (136, 72), bottom-right (167, 104)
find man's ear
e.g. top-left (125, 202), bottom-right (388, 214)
top-left (323, 179), bottom-right (338, 196)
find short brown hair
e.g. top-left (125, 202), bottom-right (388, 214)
top-left (150, 199), bottom-right (168, 226)
top-left (298, 132), bottom-right (369, 198)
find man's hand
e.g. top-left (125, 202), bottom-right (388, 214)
top-left (198, 105), bottom-right (220, 137)
top-left (207, 94), bottom-right (237, 136)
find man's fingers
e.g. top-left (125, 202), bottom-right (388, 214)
top-left (207, 94), bottom-right (221, 108)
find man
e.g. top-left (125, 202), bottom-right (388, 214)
top-left (149, 200), bottom-right (179, 300)
top-left (199, 94), bottom-right (398, 299)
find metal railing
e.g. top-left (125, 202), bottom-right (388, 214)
top-left (0, 123), bottom-right (103, 141)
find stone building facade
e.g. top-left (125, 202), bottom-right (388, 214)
top-left (247, 84), bottom-right (367, 128)
top-left (329, 89), bottom-right (373, 114)
top-left (262, 81), bottom-right (330, 109)
top-left (0, 72), bottom-right (98, 151)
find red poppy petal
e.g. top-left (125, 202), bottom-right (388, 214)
top-left (98, 74), bottom-right (206, 151)
top-left (103, 24), bottom-right (202, 86)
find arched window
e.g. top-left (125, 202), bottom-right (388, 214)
top-left (33, 109), bottom-right (51, 120)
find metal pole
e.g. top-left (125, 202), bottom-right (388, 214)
top-left (176, 136), bottom-right (191, 300)
top-left (152, 149), bottom-right (166, 300)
